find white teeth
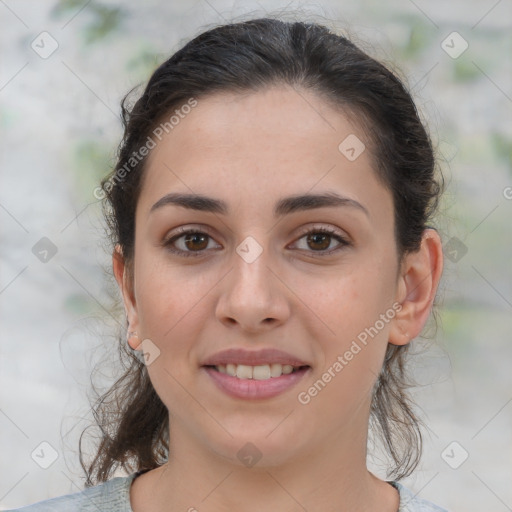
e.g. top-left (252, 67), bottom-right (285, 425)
top-left (253, 365), bottom-right (271, 380)
top-left (214, 363), bottom-right (302, 380)
top-left (282, 364), bottom-right (293, 375)
top-left (236, 364), bottom-right (253, 379)
top-left (269, 363), bottom-right (282, 377)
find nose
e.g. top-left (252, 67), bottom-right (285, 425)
top-left (215, 240), bottom-right (291, 334)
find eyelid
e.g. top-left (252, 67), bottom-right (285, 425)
top-left (163, 224), bottom-right (217, 242)
top-left (293, 224), bottom-right (349, 241)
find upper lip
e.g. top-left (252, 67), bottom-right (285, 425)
top-left (201, 348), bottom-right (310, 367)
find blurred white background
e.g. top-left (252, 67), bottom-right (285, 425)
top-left (1, 1), bottom-right (511, 510)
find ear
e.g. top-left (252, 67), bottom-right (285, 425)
top-left (113, 244), bottom-right (140, 350)
top-left (388, 228), bottom-right (443, 346)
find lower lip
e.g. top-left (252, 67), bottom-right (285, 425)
top-left (202, 366), bottom-right (310, 400)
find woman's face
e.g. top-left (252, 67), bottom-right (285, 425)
top-left (119, 85), bottom-right (407, 467)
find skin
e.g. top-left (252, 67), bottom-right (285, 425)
top-left (113, 84), bottom-right (443, 512)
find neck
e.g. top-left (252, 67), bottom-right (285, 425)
top-left (132, 416), bottom-right (399, 512)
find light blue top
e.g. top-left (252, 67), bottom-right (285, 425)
top-left (6, 472), bottom-right (449, 511)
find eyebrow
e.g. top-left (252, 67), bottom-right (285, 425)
top-left (149, 191), bottom-right (369, 218)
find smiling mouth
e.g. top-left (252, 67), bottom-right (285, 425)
top-left (204, 363), bottom-right (310, 380)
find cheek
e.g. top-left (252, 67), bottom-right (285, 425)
top-left (133, 256), bottom-right (209, 407)
top-left (297, 270), bottom-right (394, 423)
top-left (302, 257), bottom-right (396, 379)
top-left (133, 252), bottom-right (219, 365)
top-left (134, 254), bottom-right (190, 347)
top-left (305, 262), bottom-right (393, 335)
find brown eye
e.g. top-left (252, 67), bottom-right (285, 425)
top-left (306, 232), bottom-right (332, 251)
top-left (163, 229), bottom-right (220, 257)
top-left (292, 227), bottom-right (351, 256)
top-left (182, 233), bottom-right (209, 251)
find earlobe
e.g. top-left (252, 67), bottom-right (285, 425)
top-left (112, 244), bottom-right (139, 338)
top-left (388, 229), bottom-right (443, 346)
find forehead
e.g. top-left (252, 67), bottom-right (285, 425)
top-left (137, 85), bottom-right (392, 224)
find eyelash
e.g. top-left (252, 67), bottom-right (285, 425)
top-left (162, 226), bottom-right (351, 259)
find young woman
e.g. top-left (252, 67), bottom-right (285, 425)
top-left (11, 16), bottom-right (447, 512)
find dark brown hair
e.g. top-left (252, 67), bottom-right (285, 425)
top-left (80, 16), bottom-right (444, 486)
